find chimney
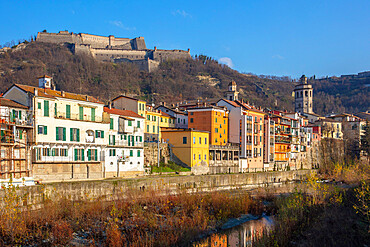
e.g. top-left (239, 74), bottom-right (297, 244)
top-left (61, 91), bottom-right (65, 97)
top-left (154, 46), bottom-right (157, 51)
top-left (187, 48), bottom-right (190, 53)
top-left (108, 102), bottom-right (112, 109)
top-left (34, 88), bottom-right (38, 96)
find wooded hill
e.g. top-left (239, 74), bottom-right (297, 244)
top-left (0, 42), bottom-right (368, 115)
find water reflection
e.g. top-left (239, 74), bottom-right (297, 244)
top-left (193, 215), bottom-right (273, 247)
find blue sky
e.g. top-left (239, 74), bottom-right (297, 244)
top-left (1, 0), bottom-right (369, 78)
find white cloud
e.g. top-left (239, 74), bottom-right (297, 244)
top-left (272, 54), bottom-right (284, 60)
top-left (171, 10), bottom-right (192, 18)
top-left (219, 57), bottom-right (234, 68)
top-left (109, 21), bottom-right (136, 30)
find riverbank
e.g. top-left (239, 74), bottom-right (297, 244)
top-left (254, 161), bottom-right (370, 247)
top-left (0, 185), bottom-right (267, 246)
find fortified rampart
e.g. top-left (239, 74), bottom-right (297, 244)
top-left (0, 170), bottom-right (315, 209)
top-left (36, 31), bottom-right (191, 72)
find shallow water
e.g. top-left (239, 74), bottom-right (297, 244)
top-left (193, 215), bottom-right (274, 247)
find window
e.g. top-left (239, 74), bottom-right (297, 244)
top-left (160, 117), bottom-right (163, 122)
top-left (190, 118), bottom-right (194, 123)
top-left (193, 137), bottom-right (196, 144)
top-left (79, 106), bottom-right (84, 120)
top-left (183, 137), bottom-right (187, 144)
top-left (137, 121), bottom-right (140, 128)
top-left (147, 115), bottom-right (150, 120)
top-left (137, 150), bottom-right (141, 157)
top-left (199, 137), bottom-right (201, 144)
top-left (56, 127), bottom-right (66, 141)
top-left (54, 103), bottom-right (57, 117)
top-left (190, 112), bottom-right (193, 115)
top-left (193, 154), bottom-right (195, 160)
top-left (44, 100), bottom-right (49, 117)
top-left (153, 126), bottom-right (155, 133)
top-left (205, 138), bottom-right (207, 144)
top-left (199, 154), bottom-right (201, 160)
top-left (153, 116), bottom-right (156, 121)
top-left (87, 149), bottom-right (98, 161)
top-left (95, 130), bottom-right (104, 138)
top-left (109, 135), bottom-right (116, 145)
top-left (74, 148), bottom-right (84, 161)
top-left (139, 136), bottom-right (143, 142)
top-left (42, 147), bottom-right (51, 156)
top-left (215, 138), bottom-right (218, 143)
top-left (109, 149), bottom-right (116, 156)
top-left (70, 128), bottom-right (80, 142)
top-left (130, 150), bottom-right (133, 157)
top-left (38, 125), bottom-right (47, 135)
top-left (66, 105), bottom-right (71, 119)
top-left (110, 118), bottom-right (114, 130)
top-left (128, 120), bottom-right (132, 126)
top-left (204, 154), bottom-right (207, 160)
top-left (38, 102), bottom-right (41, 109)
top-left (215, 118), bottom-right (217, 123)
top-left (91, 108), bottom-right (95, 121)
top-left (147, 125), bottom-right (149, 132)
top-left (215, 128), bottom-right (218, 133)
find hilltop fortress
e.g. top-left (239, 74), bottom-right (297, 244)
top-left (36, 30), bottom-right (191, 72)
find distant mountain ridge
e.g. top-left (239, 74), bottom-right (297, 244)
top-left (0, 41), bottom-right (368, 115)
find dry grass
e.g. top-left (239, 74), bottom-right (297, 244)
top-left (0, 186), bottom-right (261, 246)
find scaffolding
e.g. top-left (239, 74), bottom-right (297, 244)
top-left (0, 114), bottom-right (32, 179)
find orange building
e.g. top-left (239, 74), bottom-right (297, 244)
top-left (272, 114), bottom-right (291, 169)
top-left (187, 106), bottom-right (229, 146)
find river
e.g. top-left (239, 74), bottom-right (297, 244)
top-left (192, 214), bottom-right (274, 247)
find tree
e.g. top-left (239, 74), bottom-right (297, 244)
top-left (361, 121), bottom-right (370, 161)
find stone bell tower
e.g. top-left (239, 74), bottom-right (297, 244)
top-left (294, 75), bottom-right (313, 114)
top-left (226, 80), bottom-right (239, 101)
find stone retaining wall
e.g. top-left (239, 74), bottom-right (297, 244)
top-left (0, 170), bottom-right (315, 209)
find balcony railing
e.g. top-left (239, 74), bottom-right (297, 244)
top-left (55, 112), bottom-right (106, 123)
top-left (110, 139), bottom-right (144, 148)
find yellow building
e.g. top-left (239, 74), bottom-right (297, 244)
top-left (145, 105), bottom-right (162, 142)
top-left (159, 110), bottom-right (176, 129)
top-left (161, 129), bottom-right (209, 168)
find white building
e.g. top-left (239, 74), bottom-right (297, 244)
top-left (103, 107), bottom-right (145, 177)
top-left (3, 76), bottom-right (110, 181)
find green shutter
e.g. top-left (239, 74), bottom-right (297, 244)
top-left (70, 128), bottom-right (73, 141)
top-left (109, 135), bottom-right (111, 145)
top-left (137, 150), bottom-right (140, 157)
top-left (110, 118), bottom-right (113, 129)
top-left (44, 100), bottom-right (49, 117)
top-left (113, 135), bottom-right (115, 145)
top-left (38, 102), bottom-right (41, 109)
top-left (82, 149), bottom-right (85, 161)
top-left (74, 149), bottom-right (78, 161)
top-left (63, 128), bottom-right (66, 141)
top-left (130, 150), bottom-right (133, 157)
top-left (101, 131), bottom-right (104, 138)
top-left (11, 110), bottom-right (16, 122)
top-left (66, 105), bottom-right (71, 118)
top-left (91, 108), bottom-right (95, 122)
top-left (18, 110), bottom-right (21, 119)
top-left (56, 127), bottom-right (59, 141)
top-left (95, 130), bottom-right (98, 138)
top-left (95, 149), bottom-right (98, 161)
top-left (52, 148), bottom-right (55, 156)
top-left (79, 106), bottom-right (84, 120)
top-left (19, 130), bottom-right (22, 140)
top-left (128, 120), bottom-right (132, 126)
top-left (76, 129), bottom-right (80, 142)
top-left (44, 126), bottom-right (47, 135)
top-left (88, 149), bottom-right (91, 161)
top-left (54, 103), bottom-right (57, 117)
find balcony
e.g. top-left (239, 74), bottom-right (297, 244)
top-left (55, 112), bottom-right (107, 123)
top-left (110, 139), bottom-right (144, 148)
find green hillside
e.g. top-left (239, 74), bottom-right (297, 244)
top-left (0, 41), bottom-right (368, 115)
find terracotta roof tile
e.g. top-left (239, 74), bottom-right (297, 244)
top-left (0, 98), bottom-right (28, 109)
top-left (15, 84), bottom-right (104, 104)
top-left (104, 107), bottom-right (144, 119)
top-left (159, 110), bottom-right (175, 118)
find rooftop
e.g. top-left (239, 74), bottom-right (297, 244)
top-left (14, 84), bottom-right (103, 104)
top-left (0, 97), bottom-right (28, 109)
top-left (103, 107), bottom-right (144, 119)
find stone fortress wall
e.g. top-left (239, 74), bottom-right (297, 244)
top-left (36, 31), bottom-right (190, 72)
